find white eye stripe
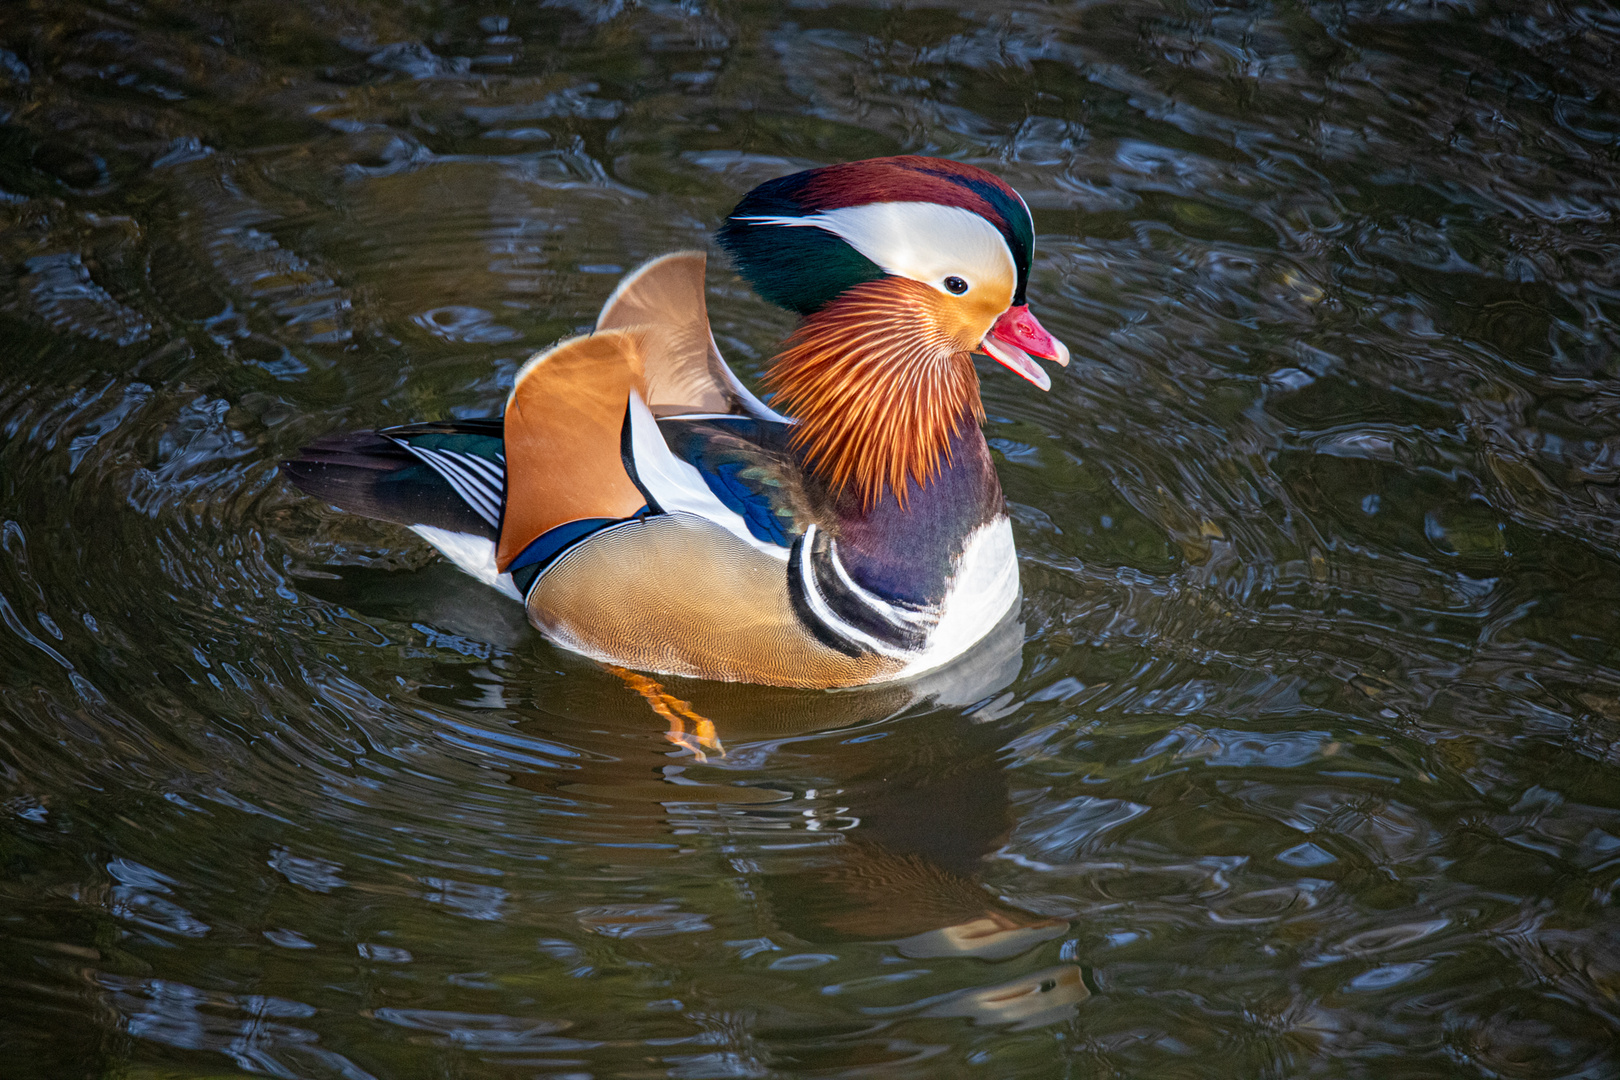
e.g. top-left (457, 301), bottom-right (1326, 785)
top-left (735, 202), bottom-right (1015, 298)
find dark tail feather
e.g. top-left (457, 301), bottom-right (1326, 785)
top-left (282, 430), bottom-right (498, 540)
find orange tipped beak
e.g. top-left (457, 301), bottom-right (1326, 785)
top-left (980, 305), bottom-right (1070, 391)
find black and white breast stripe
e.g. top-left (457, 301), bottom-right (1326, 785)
top-left (787, 524), bottom-right (937, 657)
top-left (390, 440), bottom-right (506, 529)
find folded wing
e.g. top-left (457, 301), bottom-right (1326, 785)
top-left (499, 251), bottom-right (796, 571)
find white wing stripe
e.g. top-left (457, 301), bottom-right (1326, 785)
top-left (402, 445), bottom-right (502, 527)
top-left (446, 449), bottom-right (504, 488)
top-left (429, 453), bottom-right (500, 523)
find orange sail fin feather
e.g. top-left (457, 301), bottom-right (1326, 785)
top-left (597, 251), bottom-right (730, 416)
top-left (767, 277), bottom-right (984, 509)
top-left (596, 250), bottom-right (780, 420)
top-left (497, 329), bottom-right (650, 568)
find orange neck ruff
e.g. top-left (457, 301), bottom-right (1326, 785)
top-left (765, 277), bottom-right (984, 510)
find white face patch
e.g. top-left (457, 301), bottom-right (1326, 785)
top-left (737, 201), bottom-right (1016, 300)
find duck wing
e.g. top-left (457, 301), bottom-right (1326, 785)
top-left (284, 418), bottom-right (520, 599)
top-left (501, 252), bottom-right (800, 573)
top-left (654, 414), bottom-right (816, 549)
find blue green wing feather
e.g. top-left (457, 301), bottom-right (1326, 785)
top-left (377, 420), bottom-right (507, 530)
top-left (655, 416), bottom-right (815, 549)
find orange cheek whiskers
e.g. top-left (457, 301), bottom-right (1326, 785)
top-left (765, 278), bottom-right (985, 509)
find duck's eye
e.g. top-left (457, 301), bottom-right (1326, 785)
top-left (943, 275), bottom-right (969, 295)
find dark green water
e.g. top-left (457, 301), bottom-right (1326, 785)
top-left (2, 1), bottom-right (1619, 1076)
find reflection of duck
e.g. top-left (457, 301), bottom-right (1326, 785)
top-left (750, 692), bottom-right (1068, 963)
top-left (915, 964), bottom-right (1089, 1031)
top-left (494, 626), bottom-right (1070, 965)
top-left (285, 157), bottom-right (1067, 689)
top-left (363, 595), bottom-right (1086, 1029)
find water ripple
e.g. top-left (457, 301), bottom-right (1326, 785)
top-left (2, 0), bottom-right (1619, 1076)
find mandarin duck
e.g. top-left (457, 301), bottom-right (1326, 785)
top-left (285, 156), bottom-right (1068, 690)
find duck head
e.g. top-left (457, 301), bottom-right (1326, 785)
top-left (715, 156), bottom-right (1068, 506)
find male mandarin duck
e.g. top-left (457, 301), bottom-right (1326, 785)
top-left (285, 156), bottom-right (1068, 690)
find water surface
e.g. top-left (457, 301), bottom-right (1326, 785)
top-left (2, 1), bottom-right (1619, 1077)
